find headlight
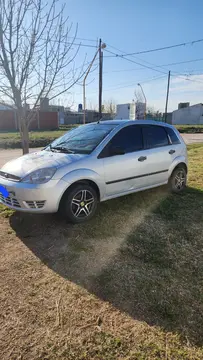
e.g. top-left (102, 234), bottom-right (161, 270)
top-left (21, 168), bottom-right (57, 184)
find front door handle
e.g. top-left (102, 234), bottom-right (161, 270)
top-left (169, 149), bottom-right (175, 155)
top-left (138, 156), bottom-right (147, 162)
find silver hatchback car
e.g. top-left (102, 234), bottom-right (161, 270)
top-left (0, 120), bottom-right (187, 223)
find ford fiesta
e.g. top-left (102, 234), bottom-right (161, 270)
top-left (0, 120), bottom-right (187, 223)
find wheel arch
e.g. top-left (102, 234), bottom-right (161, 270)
top-left (168, 157), bottom-right (188, 178)
top-left (170, 162), bottom-right (188, 177)
top-left (58, 179), bottom-right (100, 211)
top-left (169, 162), bottom-right (187, 193)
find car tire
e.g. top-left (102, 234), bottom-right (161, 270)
top-left (169, 166), bottom-right (187, 193)
top-left (60, 184), bottom-right (98, 223)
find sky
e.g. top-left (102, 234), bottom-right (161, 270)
top-left (57, 0), bottom-right (203, 112)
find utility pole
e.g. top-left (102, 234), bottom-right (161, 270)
top-left (83, 49), bottom-right (100, 125)
top-left (83, 40), bottom-right (106, 124)
top-left (99, 38), bottom-right (103, 119)
top-left (164, 70), bottom-right (171, 123)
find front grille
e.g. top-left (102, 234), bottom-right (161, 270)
top-left (25, 200), bottom-right (46, 209)
top-left (0, 171), bottom-right (20, 181)
top-left (0, 194), bottom-right (21, 208)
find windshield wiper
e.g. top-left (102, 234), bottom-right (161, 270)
top-left (50, 146), bottom-right (75, 153)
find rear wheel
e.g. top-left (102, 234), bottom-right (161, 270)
top-left (60, 184), bottom-right (98, 223)
top-left (169, 166), bottom-right (187, 193)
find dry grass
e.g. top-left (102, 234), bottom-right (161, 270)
top-left (1, 144), bottom-right (203, 359)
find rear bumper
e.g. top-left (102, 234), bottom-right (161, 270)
top-left (0, 177), bottom-right (69, 213)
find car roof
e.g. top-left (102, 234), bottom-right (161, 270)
top-left (97, 119), bottom-right (173, 128)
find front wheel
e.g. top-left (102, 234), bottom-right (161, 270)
top-left (60, 184), bottom-right (98, 223)
top-left (169, 167), bottom-right (187, 193)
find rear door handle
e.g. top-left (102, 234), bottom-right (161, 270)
top-left (169, 149), bottom-right (175, 155)
top-left (138, 156), bottom-right (147, 162)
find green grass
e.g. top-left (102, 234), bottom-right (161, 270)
top-left (90, 144), bottom-right (203, 348)
top-left (0, 126), bottom-right (76, 149)
top-left (0, 124), bottom-right (202, 149)
top-left (1, 144), bottom-right (203, 359)
top-left (0, 129), bottom-right (66, 149)
top-left (176, 125), bottom-right (203, 133)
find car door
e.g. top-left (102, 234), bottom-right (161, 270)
top-left (99, 125), bottom-right (149, 197)
top-left (140, 125), bottom-right (173, 187)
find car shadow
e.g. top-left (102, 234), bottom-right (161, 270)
top-left (9, 186), bottom-right (203, 346)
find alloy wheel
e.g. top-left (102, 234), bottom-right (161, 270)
top-left (174, 170), bottom-right (186, 190)
top-left (71, 189), bottom-right (95, 218)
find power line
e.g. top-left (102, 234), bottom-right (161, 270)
top-left (103, 59), bottom-right (203, 74)
top-left (105, 58), bottom-right (203, 73)
top-left (40, 38), bottom-right (98, 48)
top-left (162, 57), bottom-right (203, 67)
top-left (125, 55), bottom-right (203, 80)
top-left (75, 74), bottom-right (167, 96)
top-left (105, 75), bottom-right (166, 90)
top-left (103, 47), bottom-right (203, 84)
top-left (103, 48), bottom-right (168, 75)
top-left (103, 58), bottom-right (203, 74)
top-left (104, 67), bottom-right (144, 74)
top-left (104, 38), bottom-right (203, 57)
top-left (57, 42), bottom-right (97, 48)
top-left (138, 75), bottom-right (166, 85)
top-left (104, 46), bottom-right (173, 77)
top-left (179, 69), bottom-right (203, 74)
top-left (105, 46), bottom-right (203, 79)
top-left (66, 36), bottom-right (97, 43)
top-left (171, 73), bottom-right (203, 84)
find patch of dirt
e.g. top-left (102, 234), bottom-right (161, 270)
top-left (1, 187), bottom-right (203, 359)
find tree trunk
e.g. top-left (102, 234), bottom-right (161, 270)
top-left (20, 122), bottom-right (29, 155)
top-left (17, 108), bottom-right (30, 155)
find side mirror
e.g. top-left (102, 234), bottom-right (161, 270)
top-left (109, 145), bottom-right (125, 156)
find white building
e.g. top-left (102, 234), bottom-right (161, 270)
top-left (114, 103), bottom-right (135, 120)
top-left (172, 103), bottom-right (203, 125)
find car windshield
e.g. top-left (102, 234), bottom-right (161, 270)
top-left (47, 123), bottom-right (117, 154)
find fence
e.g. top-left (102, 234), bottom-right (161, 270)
top-left (0, 110), bottom-right (58, 131)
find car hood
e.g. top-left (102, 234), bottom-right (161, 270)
top-left (0, 150), bottom-right (86, 178)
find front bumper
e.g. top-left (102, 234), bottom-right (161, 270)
top-left (0, 177), bottom-right (69, 213)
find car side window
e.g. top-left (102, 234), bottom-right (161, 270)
top-left (99, 125), bottom-right (143, 158)
top-left (142, 125), bottom-right (169, 149)
top-left (166, 127), bottom-right (181, 144)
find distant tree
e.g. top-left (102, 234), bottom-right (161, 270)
top-left (0, 0), bottom-right (86, 153)
top-left (88, 101), bottom-right (98, 111)
top-left (146, 106), bottom-right (163, 120)
top-left (102, 99), bottom-right (116, 118)
top-left (134, 88), bottom-right (144, 103)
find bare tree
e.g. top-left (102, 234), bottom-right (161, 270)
top-left (134, 89), bottom-right (144, 103)
top-left (146, 106), bottom-right (163, 120)
top-left (0, 0), bottom-right (87, 153)
top-left (87, 101), bottom-right (97, 111)
top-left (102, 99), bottom-right (116, 118)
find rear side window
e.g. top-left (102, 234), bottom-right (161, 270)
top-left (166, 127), bottom-right (181, 144)
top-left (142, 125), bottom-right (169, 149)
